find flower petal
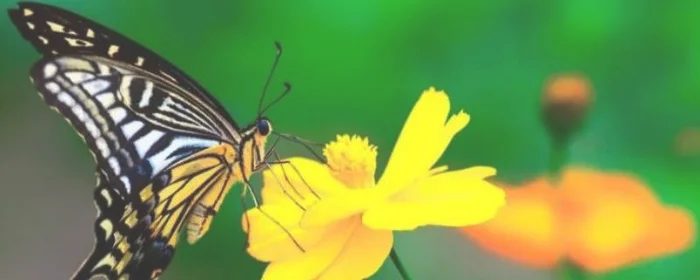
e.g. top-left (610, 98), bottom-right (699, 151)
top-left (363, 166), bottom-right (505, 230)
top-left (301, 167), bottom-right (450, 228)
top-left (243, 203), bottom-right (329, 262)
top-left (261, 217), bottom-right (360, 280)
top-left (376, 87), bottom-right (471, 196)
top-left (560, 169), bottom-right (697, 272)
top-left (262, 157), bottom-right (346, 205)
top-left (461, 180), bottom-right (564, 268)
top-left (317, 226), bottom-right (393, 280)
top-left (301, 188), bottom-right (380, 228)
top-left (570, 205), bottom-right (696, 273)
top-left (640, 207), bottom-right (695, 262)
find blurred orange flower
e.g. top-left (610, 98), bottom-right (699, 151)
top-left (462, 167), bottom-right (695, 273)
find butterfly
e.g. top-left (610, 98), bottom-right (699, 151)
top-left (8, 2), bottom-right (296, 279)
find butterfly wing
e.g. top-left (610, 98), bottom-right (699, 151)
top-left (7, 2), bottom-right (247, 279)
top-left (8, 2), bottom-right (241, 142)
top-left (27, 55), bottom-right (239, 280)
top-left (29, 55), bottom-right (227, 198)
top-left (76, 145), bottom-right (235, 280)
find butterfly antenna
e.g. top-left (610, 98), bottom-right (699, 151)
top-left (257, 41), bottom-right (283, 118)
top-left (260, 82), bottom-right (292, 115)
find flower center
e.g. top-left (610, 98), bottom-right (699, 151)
top-left (323, 134), bottom-right (377, 189)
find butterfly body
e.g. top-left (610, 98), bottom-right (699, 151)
top-left (8, 2), bottom-right (275, 279)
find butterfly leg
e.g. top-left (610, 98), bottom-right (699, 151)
top-left (258, 133), bottom-right (325, 200)
top-left (261, 134), bottom-right (282, 162)
top-left (239, 176), bottom-right (264, 249)
top-left (240, 177), bottom-right (306, 252)
top-left (267, 151), bottom-right (321, 200)
top-left (239, 185), bottom-right (253, 249)
top-left (253, 146), bottom-right (307, 209)
top-left (258, 164), bottom-right (306, 210)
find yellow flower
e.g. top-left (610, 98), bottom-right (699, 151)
top-left (243, 87), bottom-right (506, 280)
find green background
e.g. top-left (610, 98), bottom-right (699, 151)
top-left (0, 0), bottom-right (698, 279)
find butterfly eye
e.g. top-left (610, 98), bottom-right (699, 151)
top-left (256, 119), bottom-right (271, 136)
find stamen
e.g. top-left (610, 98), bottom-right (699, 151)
top-left (323, 135), bottom-right (377, 188)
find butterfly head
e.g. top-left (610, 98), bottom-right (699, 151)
top-left (255, 117), bottom-right (272, 137)
top-left (239, 117), bottom-right (273, 175)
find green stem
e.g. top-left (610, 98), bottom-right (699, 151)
top-left (547, 140), bottom-right (589, 280)
top-left (556, 260), bottom-right (588, 280)
top-left (390, 248), bottom-right (412, 280)
top-left (548, 140), bottom-right (568, 183)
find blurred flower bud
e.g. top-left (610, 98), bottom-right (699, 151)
top-left (541, 73), bottom-right (594, 145)
top-left (675, 127), bottom-right (700, 157)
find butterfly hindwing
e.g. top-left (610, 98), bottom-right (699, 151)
top-left (74, 146), bottom-right (236, 280)
top-left (8, 2), bottom-right (241, 142)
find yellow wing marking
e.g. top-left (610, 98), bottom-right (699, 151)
top-left (124, 209), bottom-right (139, 228)
top-left (90, 144), bottom-right (238, 278)
top-left (139, 185), bottom-right (153, 203)
top-left (99, 219), bottom-right (113, 240)
top-left (93, 254), bottom-right (117, 274)
top-left (184, 144), bottom-right (242, 244)
top-left (183, 134), bottom-right (270, 244)
top-left (169, 167), bottom-right (221, 208)
top-left (185, 172), bottom-right (236, 244)
top-left (140, 144), bottom-right (235, 247)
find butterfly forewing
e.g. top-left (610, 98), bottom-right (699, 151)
top-left (8, 2), bottom-right (241, 142)
top-left (30, 56), bottom-right (224, 197)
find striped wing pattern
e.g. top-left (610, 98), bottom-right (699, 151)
top-left (8, 1), bottom-right (241, 142)
top-left (32, 56), bottom-right (223, 200)
top-left (77, 146), bottom-right (235, 280)
top-left (8, 2), bottom-right (247, 280)
top-left (30, 51), bottom-right (235, 280)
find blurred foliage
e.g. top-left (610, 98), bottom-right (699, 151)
top-left (0, 0), bottom-right (699, 279)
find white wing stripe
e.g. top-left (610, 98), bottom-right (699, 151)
top-left (95, 92), bottom-right (116, 108)
top-left (43, 62), bottom-right (57, 78)
top-left (121, 120), bottom-right (144, 140)
top-left (95, 137), bottom-right (110, 157)
top-left (138, 81), bottom-right (153, 108)
top-left (107, 157), bottom-right (121, 175)
top-left (133, 130), bottom-right (165, 157)
top-left (148, 136), bottom-right (219, 177)
top-left (65, 71), bottom-right (95, 84)
top-left (108, 107), bottom-right (127, 124)
top-left (83, 79), bottom-right (110, 95)
top-left (45, 81), bottom-right (60, 93)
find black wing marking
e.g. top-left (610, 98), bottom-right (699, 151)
top-left (28, 56), bottom-right (223, 198)
top-left (8, 2), bottom-right (241, 139)
top-left (73, 149), bottom-right (233, 280)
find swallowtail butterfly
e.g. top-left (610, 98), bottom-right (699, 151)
top-left (8, 2), bottom-right (293, 279)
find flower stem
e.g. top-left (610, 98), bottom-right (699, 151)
top-left (556, 260), bottom-right (588, 280)
top-left (390, 248), bottom-right (412, 280)
top-left (548, 140), bottom-right (568, 183)
top-left (547, 140), bottom-right (589, 280)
